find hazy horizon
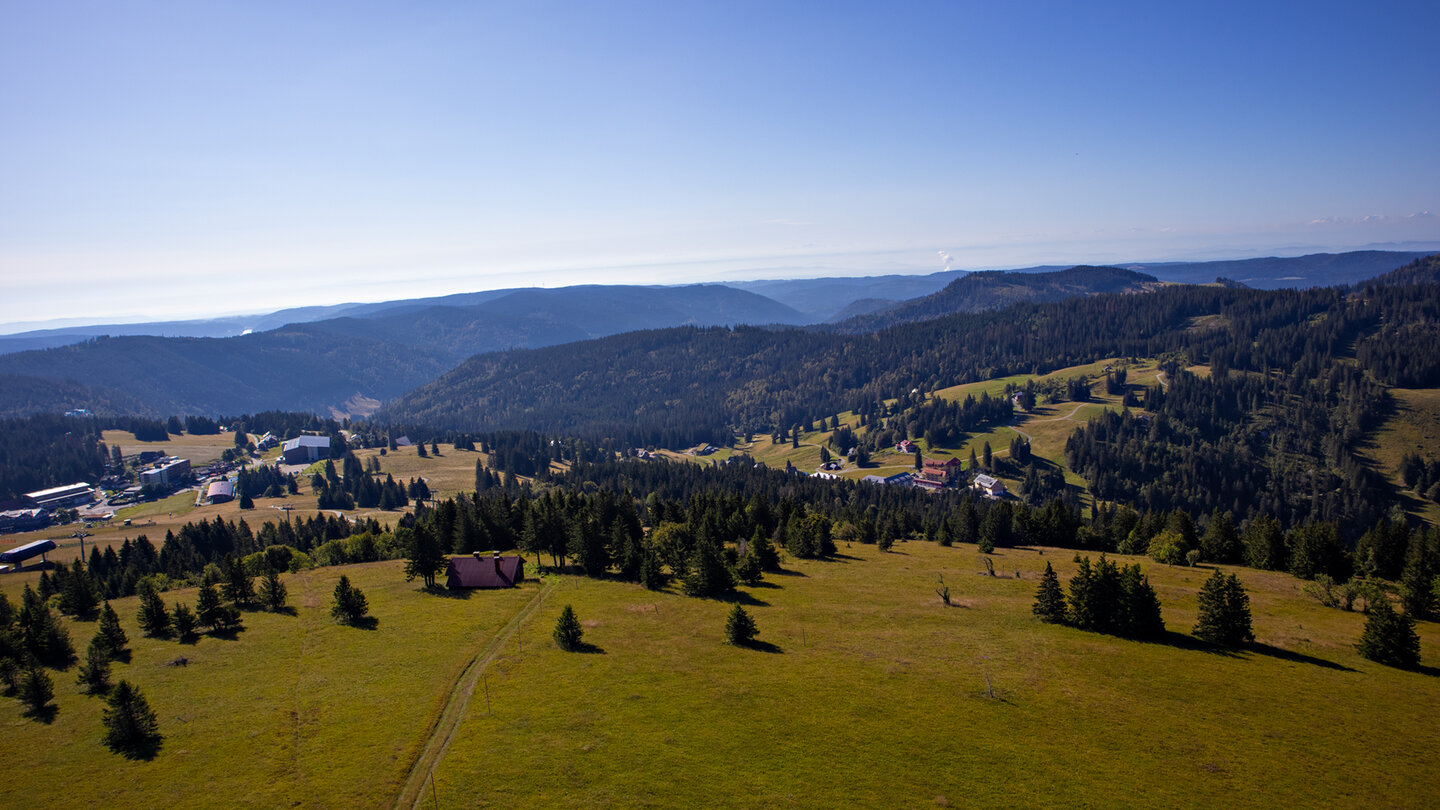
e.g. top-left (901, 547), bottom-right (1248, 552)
top-left (3, 240), bottom-right (1438, 336)
top-left (4, 2), bottom-right (1437, 329)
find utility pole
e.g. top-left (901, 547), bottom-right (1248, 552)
top-left (72, 529), bottom-right (90, 566)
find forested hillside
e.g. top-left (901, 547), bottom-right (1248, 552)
top-left (0, 329), bottom-right (449, 417)
top-left (0, 286), bottom-right (804, 417)
top-left (386, 255), bottom-right (1440, 538)
top-left (0, 415), bottom-right (111, 499)
top-left (833, 266), bottom-right (1160, 331)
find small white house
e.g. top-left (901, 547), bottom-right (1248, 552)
top-left (972, 473), bottom-right (1007, 499)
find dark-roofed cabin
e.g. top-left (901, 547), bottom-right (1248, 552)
top-left (446, 552), bottom-right (524, 589)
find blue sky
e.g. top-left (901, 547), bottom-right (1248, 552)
top-left (2, 1), bottom-right (1438, 329)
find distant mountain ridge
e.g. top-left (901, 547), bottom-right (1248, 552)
top-left (2, 249), bottom-right (1428, 354)
top-left (0, 284), bottom-right (806, 418)
top-left (1119, 250), bottom-right (1433, 289)
top-left (3, 251), bottom-right (1432, 420)
top-left (830, 266), bottom-right (1160, 332)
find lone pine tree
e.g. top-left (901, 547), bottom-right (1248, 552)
top-left (102, 680), bottom-right (162, 758)
top-left (554, 604), bottom-right (583, 651)
top-left (258, 568), bottom-right (288, 612)
top-left (331, 575), bottom-right (370, 625)
top-left (725, 603), bottom-right (759, 646)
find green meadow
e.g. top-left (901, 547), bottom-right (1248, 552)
top-left (6, 541), bottom-right (1435, 808)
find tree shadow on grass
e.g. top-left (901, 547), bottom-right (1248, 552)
top-left (1138, 631), bottom-right (1357, 671)
top-left (206, 626), bottom-right (247, 642)
top-left (825, 553), bottom-right (862, 562)
top-left (717, 590), bottom-right (770, 608)
top-left (769, 567), bottom-right (806, 577)
top-left (110, 735), bottom-right (162, 761)
top-left (423, 587), bottom-right (472, 600)
top-left (735, 639), bottom-right (783, 654)
top-left (23, 704), bottom-right (58, 724)
top-left (267, 605), bottom-right (299, 617)
top-left (569, 641), bottom-right (606, 654)
top-left (1245, 642), bottom-right (1356, 672)
top-left (747, 580), bottom-right (783, 589)
top-left (1415, 664), bottom-right (1440, 678)
top-left (341, 616), bottom-right (380, 631)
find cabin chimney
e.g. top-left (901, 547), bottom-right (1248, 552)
top-left (472, 551), bottom-right (482, 561)
top-left (493, 550), bottom-right (502, 577)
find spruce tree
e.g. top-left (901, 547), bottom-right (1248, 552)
top-left (746, 527), bottom-right (777, 570)
top-left (1356, 600), bottom-right (1421, 669)
top-left (259, 568), bottom-right (288, 612)
top-left (77, 635), bottom-right (112, 696)
top-left (96, 602), bottom-right (129, 660)
top-left (0, 657), bottom-right (19, 698)
top-left (1117, 564), bottom-right (1165, 638)
top-left (196, 583), bottom-right (226, 631)
top-left (60, 560), bottom-right (100, 619)
top-left (553, 605), bottom-right (583, 651)
top-left (735, 547), bottom-right (763, 586)
top-left (682, 540), bottom-right (734, 598)
top-left (1200, 510), bottom-right (1240, 563)
top-left (137, 583), bottom-right (171, 638)
top-left (102, 680), bottom-right (162, 758)
top-left (1399, 537), bottom-right (1436, 621)
top-left (221, 556), bottom-right (255, 608)
top-left (1032, 562), bottom-right (1067, 623)
top-left (19, 662), bottom-right (55, 719)
top-left (1193, 571), bottom-right (1254, 646)
top-left (19, 584), bottom-right (76, 668)
top-left (172, 603), bottom-right (199, 643)
top-left (403, 524), bottom-right (448, 589)
top-left (1066, 558), bottom-right (1097, 628)
top-left (331, 576), bottom-right (370, 625)
top-left (725, 604), bottom-right (759, 646)
top-left (639, 546), bottom-right (665, 591)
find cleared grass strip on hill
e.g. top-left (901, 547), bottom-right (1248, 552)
top-left (394, 577), bottom-right (555, 810)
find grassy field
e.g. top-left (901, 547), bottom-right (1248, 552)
top-left (1361, 387), bottom-right (1440, 525)
top-left (102, 429), bottom-right (236, 466)
top-left (0, 438), bottom-right (502, 567)
top-left (0, 561), bottom-right (539, 809)
top-left (654, 360), bottom-right (1165, 494)
top-left (2, 541), bottom-right (1437, 807)
top-left (422, 542), bottom-right (1440, 808)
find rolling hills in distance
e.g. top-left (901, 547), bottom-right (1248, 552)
top-left (3, 249), bottom-right (1429, 352)
top-left (0, 249), bottom-right (1433, 421)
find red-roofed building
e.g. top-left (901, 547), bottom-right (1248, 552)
top-left (923, 458), bottom-right (963, 469)
top-left (446, 552), bottom-right (525, 589)
top-left (896, 440), bottom-right (919, 454)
